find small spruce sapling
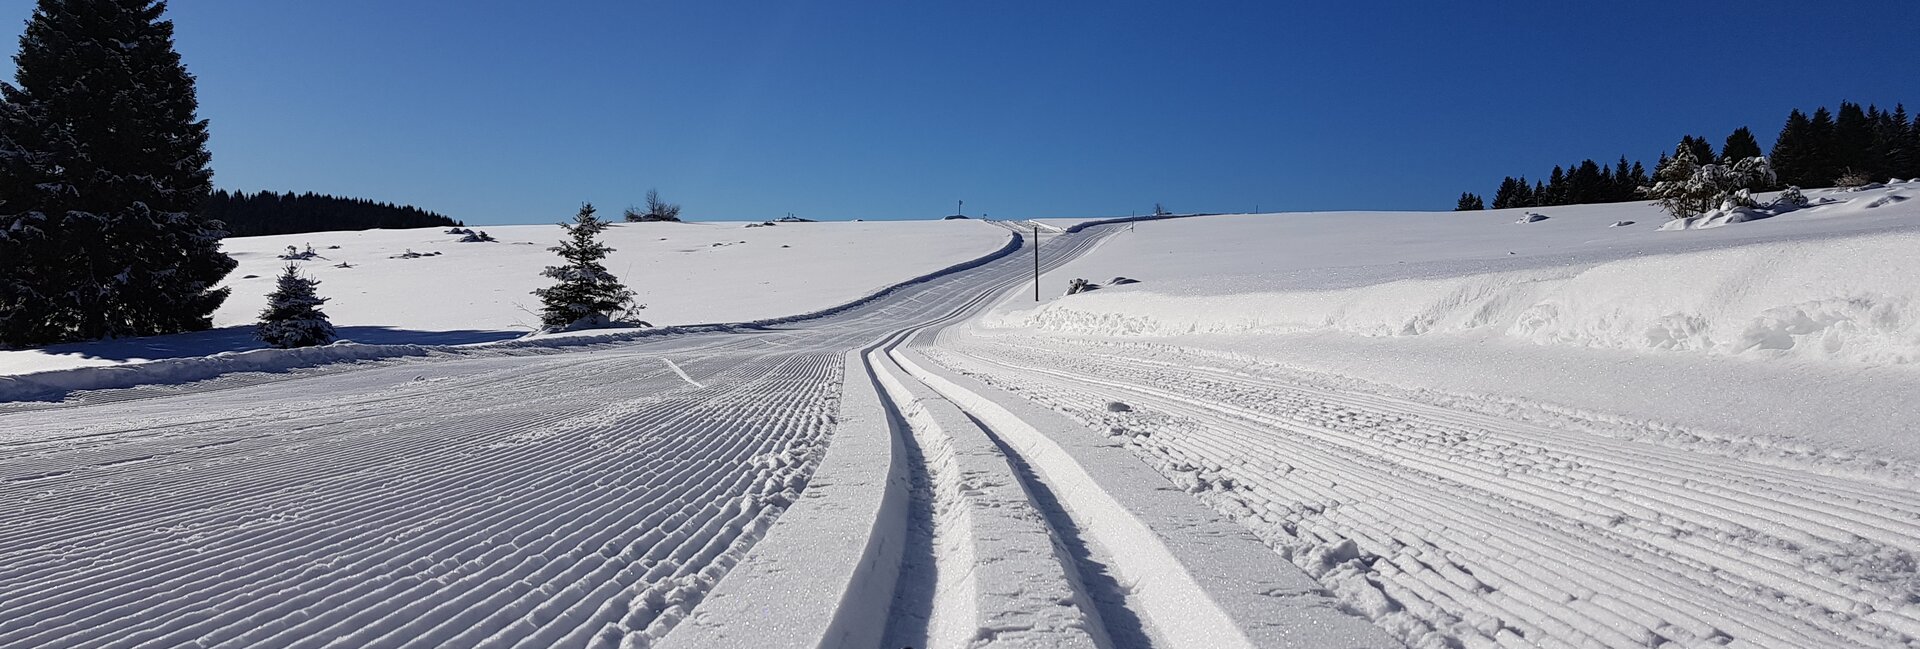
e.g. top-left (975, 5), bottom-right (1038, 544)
top-left (257, 263), bottom-right (335, 348)
top-left (533, 203), bottom-right (639, 331)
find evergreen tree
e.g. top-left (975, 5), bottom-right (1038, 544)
top-left (1722, 127), bottom-right (1763, 162)
top-left (256, 263), bottom-right (334, 348)
top-left (0, 95), bottom-right (70, 344)
top-left (1832, 102), bottom-right (1873, 179)
top-left (1679, 135), bottom-right (1716, 165)
top-left (1531, 180), bottom-right (1547, 207)
top-left (1492, 177), bottom-right (1522, 209)
top-left (1612, 157), bottom-right (1638, 201)
top-left (1901, 104), bottom-right (1920, 179)
top-left (0, 0), bottom-right (234, 346)
top-left (1454, 192), bottom-right (1484, 211)
top-left (1771, 109), bottom-right (1820, 187)
top-left (1867, 105), bottom-right (1908, 181)
top-left (533, 204), bottom-right (637, 330)
top-left (1545, 166), bottom-right (1567, 205)
top-left (1642, 143), bottom-right (1708, 217)
top-left (1568, 159), bottom-right (1604, 204)
top-left (1807, 107), bottom-right (1839, 184)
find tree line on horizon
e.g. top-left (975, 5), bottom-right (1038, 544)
top-left (1457, 101), bottom-right (1920, 211)
top-left (202, 190), bottom-right (463, 237)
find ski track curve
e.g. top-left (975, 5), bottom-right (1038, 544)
top-left (920, 334), bottom-right (1920, 649)
top-left (0, 224), bottom-right (1145, 649)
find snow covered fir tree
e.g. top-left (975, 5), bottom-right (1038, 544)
top-left (533, 203), bottom-right (639, 331)
top-left (0, 0), bottom-right (235, 347)
top-left (255, 263), bottom-right (335, 349)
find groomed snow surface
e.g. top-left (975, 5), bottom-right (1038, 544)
top-left (0, 219), bottom-right (1011, 376)
top-left (4, 186), bottom-right (1919, 649)
top-left (944, 182), bottom-right (1920, 647)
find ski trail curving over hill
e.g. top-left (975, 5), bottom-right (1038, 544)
top-left (2, 220), bottom-right (1383, 648)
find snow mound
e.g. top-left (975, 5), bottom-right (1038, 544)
top-left (988, 231), bottom-right (1920, 366)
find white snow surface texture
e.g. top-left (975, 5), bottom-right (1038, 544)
top-left (925, 182), bottom-right (1920, 648)
top-left (993, 182), bottom-right (1920, 458)
top-left (0, 219), bottom-right (1008, 376)
top-left (5, 183), bottom-right (1920, 649)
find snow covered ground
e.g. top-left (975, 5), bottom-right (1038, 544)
top-left (7, 187), bottom-right (1920, 649)
top-left (0, 219), bottom-right (1009, 376)
top-left (993, 182), bottom-right (1920, 460)
top-left (929, 183), bottom-right (1920, 647)
top-left (1, 223), bottom-right (1396, 649)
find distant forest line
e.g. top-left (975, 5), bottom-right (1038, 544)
top-left (1459, 100), bottom-right (1920, 210)
top-left (202, 190), bottom-right (462, 237)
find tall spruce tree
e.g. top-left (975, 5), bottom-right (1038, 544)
top-left (1679, 135), bottom-right (1716, 165)
top-left (1545, 166), bottom-right (1567, 206)
top-left (1807, 107), bottom-right (1839, 184)
top-left (1612, 157), bottom-right (1638, 201)
top-left (1771, 109), bottom-right (1819, 187)
top-left (1832, 102), bottom-right (1873, 179)
top-left (1568, 159), bottom-right (1603, 204)
top-left (532, 203), bottom-right (636, 330)
top-left (1491, 177), bottom-right (1521, 209)
top-left (1867, 105), bottom-right (1907, 182)
top-left (1900, 104), bottom-right (1920, 179)
top-left (1722, 127), bottom-right (1763, 162)
top-left (0, 0), bottom-right (234, 346)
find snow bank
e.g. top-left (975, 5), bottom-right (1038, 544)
top-left (988, 182), bottom-right (1920, 368)
top-left (0, 341), bottom-right (432, 402)
top-left (989, 231), bottom-right (1920, 365)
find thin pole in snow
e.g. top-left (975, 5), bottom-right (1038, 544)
top-left (1033, 225), bottom-right (1041, 302)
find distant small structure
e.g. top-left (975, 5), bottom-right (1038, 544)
top-left (943, 214), bottom-right (970, 220)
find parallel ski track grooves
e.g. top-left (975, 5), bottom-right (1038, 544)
top-left (0, 224), bottom-right (1115, 649)
top-left (926, 339), bottom-right (1920, 648)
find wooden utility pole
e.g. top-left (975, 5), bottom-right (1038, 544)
top-left (1032, 225), bottom-right (1041, 301)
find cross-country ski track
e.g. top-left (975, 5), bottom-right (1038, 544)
top-left (3, 218), bottom-right (1916, 648)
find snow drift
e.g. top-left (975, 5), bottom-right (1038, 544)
top-left (991, 232), bottom-right (1920, 365)
top-left (991, 181), bottom-right (1920, 368)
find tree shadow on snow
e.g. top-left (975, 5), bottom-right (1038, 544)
top-left (28, 325), bottom-right (522, 364)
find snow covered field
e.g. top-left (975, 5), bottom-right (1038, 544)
top-left (1, 224), bottom-right (1399, 649)
top-left (0, 219), bottom-right (1009, 376)
top-left (6, 190), bottom-right (1919, 648)
top-left (995, 182), bottom-right (1920, 459)
top-left (929, 183), bottom-right (1920, 647)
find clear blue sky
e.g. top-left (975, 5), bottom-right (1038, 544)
top-left (4, 1), bottom-right (1918, 224)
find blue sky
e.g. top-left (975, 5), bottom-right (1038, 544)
top-left (4, 1), bottom-right (1918, 224)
